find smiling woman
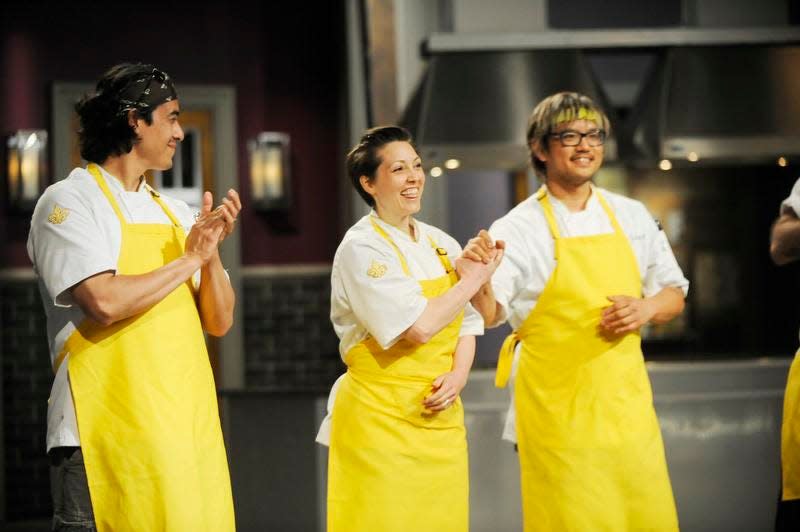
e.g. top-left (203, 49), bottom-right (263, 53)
top-left (317, 125), bottom-right (503, 532)
top-left (358, 138), bottom-right (425, 232)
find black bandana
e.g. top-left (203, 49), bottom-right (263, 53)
top-left (117, 67), bottom-right (177, 114)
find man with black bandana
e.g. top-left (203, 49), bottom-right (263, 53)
top-left (27, 63), bottom-right (238, 531)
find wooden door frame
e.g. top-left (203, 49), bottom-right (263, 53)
top-left (52, 82), bottom-right (245, 389)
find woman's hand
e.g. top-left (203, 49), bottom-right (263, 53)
top-left (455, 248), bottom-right (504, 287)
top-left (423, 369), bottom-right (469, 412)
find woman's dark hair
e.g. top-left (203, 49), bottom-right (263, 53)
top-left (346, 126), bottom-right (414, 207)
top-left (75, 63), bottom-right (161, 163)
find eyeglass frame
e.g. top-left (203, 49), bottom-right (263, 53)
top-left (548, 128), bottom-right (607, 147)
top-left (117, 67), bottom-right (171, 114)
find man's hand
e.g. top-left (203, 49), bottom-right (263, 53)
top-left (186, 189), bottom-right (242, 263)
top-left (770, 212), bottom-right (800, 266)
top-left (196, 189), bottom-right (242, 243)
top-left (600, 295), bottom-right (655, 335)
top-left (462, 229), bottom-right (505, 264)
top-left (185, 204), bottom-right (225, 264)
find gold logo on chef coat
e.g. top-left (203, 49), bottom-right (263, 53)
top-left (47, 204), bottom-right (70, 225)
top-left (367, 260), bottom-right (388, 278)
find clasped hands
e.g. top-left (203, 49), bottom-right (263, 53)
top-left (460, 230), bottom-right (654, 336)
top-left (457, 229), bottom-right (505, 283)
top-left (185, 189), bottom-right (242, 263)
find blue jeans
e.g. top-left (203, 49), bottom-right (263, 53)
top-left (49, 447), bottom-right (96, 532)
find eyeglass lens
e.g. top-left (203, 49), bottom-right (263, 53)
top-left (554, 130), bottom-right (606, 146)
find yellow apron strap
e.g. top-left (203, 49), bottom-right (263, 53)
top-left (537, 191), bottom-right (561, 262)
top-left (595, 190), bottom-right (625, 236)
top-left (369, 217), bottom-right (411, 276)
top-left (145, 184), bottom-right (183, 228)
top-left (53, 351), bottom-right (68, 375)
top-left (495, 331), bottom-right (520, 388)
top-left (55, 164), bottom-right (127, 375)
top-left (537, 193), bottom-right (561, 240)
top-left (427, 236), bottom-right (454, 274)
top-left (87, 163), bottom-right (127, 226)
top-left (58, 165), bottom-right (185, 375)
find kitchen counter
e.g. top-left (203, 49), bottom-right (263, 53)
top-left (220, 357), bottom-right (791, 532)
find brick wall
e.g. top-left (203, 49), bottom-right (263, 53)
top-left (1, 268), bottom-right (342, 521)
top-left (0, 275), bottom-right (52, 521)
top-left (242, 268), bottom-right (343, 391)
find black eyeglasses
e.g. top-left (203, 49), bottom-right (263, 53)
top-left (118, 68), bottom-right (171, 113)
top-left (549, 129), bottom-right (606, 147)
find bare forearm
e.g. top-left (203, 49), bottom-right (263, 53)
top-left (470, 282), bottom-right (501, 327)
top-left (198, 252), bottom-right (235, 336)
top-left (403, 275), bottom-right (484, 344)
top-left (71, 254), bottom-right (203, 326)
top-left (451, 335), bottom-right (476, 381)
top-left (646, 286), bottom-right (685, 324)
top-left (771, 214), bottom-right (800, 265)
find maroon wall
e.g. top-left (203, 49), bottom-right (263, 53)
top-left (0, 1), bottom-right (344, 266)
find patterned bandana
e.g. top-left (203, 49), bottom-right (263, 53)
top-left (117, 67), bottom-right (177, 115)
top-left (553, 106), bottom-right (599, 125)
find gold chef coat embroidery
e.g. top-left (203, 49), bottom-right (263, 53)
top-left (367, 260), bottom-right (388, 278)
top-left (47, 204), bottom-right (70, 225)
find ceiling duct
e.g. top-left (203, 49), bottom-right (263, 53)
top-left (400, 50), bottom-right (618, 171)
top-left (626, 45), bottom-right (800, 164)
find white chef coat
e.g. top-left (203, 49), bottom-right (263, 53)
top-left (489, 185), bottom-right (689, 442)
top-left (780, 177), bottom-right (800, 342)
top-left (27, 165), bottom-right (197, 452)
top-left (317, 212), bottom-right (484, 445)
top-left (780, 178), bottom-right (800, 218)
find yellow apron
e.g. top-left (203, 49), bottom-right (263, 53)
top-left (327, 218), bottom-right (469, 532)
top-left (59, 164), bottom-right (235, 531)
top-left (781, 350), bottom-right (800, 500)
top-left (497, 187), bottom-right (678, 531)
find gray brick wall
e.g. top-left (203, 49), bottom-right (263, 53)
top-left (0, 278), bottom-right (52, 521)
top-left (0, 269), bottom-right (342, 522)
top-left (243, 271), bottom-right (343, 390)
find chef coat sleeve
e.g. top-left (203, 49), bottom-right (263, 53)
top-left (27, 184), bottom-right (117, 307)
top-left (336, 238), bottom-right (428, 350)
top-left (780, 178), bottom-right (800, 217)
top-left (435, 230), bottom-right (485, 337)
top-left (639, 204), bottom-right (690, 298)
top-left (486, 218), bottom-right (531, 327)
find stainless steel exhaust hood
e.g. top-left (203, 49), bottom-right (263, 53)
top-left (626, 45), bottom-right (800, 164)
top-left (400, 50), bottom-right (617, 171)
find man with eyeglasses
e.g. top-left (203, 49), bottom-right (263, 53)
top-left (27, 63), bottom-right (237, 531)
top-left (462, 92), bottom-right (688, 530)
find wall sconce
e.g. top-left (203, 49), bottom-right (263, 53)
top-left (6, 129), bottom-right (48, 211)
top-left (248, 132), bottom-right (291, 212)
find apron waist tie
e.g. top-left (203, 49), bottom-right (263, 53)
top-left (347, 366), bottom-right (436, 388)
top-left (496, 331), bottom-right (523, 388)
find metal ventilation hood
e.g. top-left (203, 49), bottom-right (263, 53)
top-left (400, 50), bottom-right (617, 171)
top-left (626, 45), bottom-right (800, 164)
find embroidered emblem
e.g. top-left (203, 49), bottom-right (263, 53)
top-left (47, 204), bottom-right (69, 225)
top-left (367, 260), bottom-right (388, 278)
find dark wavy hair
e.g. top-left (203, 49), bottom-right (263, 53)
top-left (346, 126), bottom-right (415, 207)
top-left (75, 63), bottom-right (161, 163)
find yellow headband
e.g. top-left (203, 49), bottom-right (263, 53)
top-left (553, 106), bottom-right (600, 125)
